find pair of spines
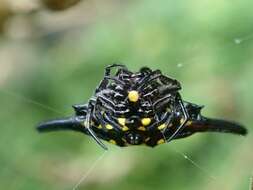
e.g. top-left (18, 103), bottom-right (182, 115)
top-left (37, 116), bottom-right (247, 136)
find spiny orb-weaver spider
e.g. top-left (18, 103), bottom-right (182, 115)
top-left (37, 64), bottom-right (247, 150)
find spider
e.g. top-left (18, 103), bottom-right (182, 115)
top-left (37, 64), bottom-right (247, 150)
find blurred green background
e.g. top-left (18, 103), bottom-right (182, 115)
top-left (0, 0), bottom-right (252, 190)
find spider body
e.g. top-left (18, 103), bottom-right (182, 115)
top-left (37, 64), bottom-right (247, 149)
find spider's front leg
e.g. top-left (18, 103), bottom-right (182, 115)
top-left (137, 69), bottom-right (181, 92)
top-left (137, 70), bottom-right (162, 90)
top-left (95, 64), bottom-right (126, 93)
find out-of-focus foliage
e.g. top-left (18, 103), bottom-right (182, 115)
top-left (0, 0), bottom-right (252, 190)
top-left (42, 0), bottom-right (82, 11)
top-left (0, 0), bottom-right (12, 32)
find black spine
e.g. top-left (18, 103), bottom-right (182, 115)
top-left (194, 117), bottom-right (248, 136)
top-left (37, 117), bottom-right (85, 133)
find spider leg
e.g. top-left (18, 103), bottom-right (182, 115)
top-left (93, 95), bottom-right (126, 133)
top-left (93, 103), bottom-right (123, 133)
top-left (136, 70), bottom-right (161, 90)
top-left (142, 88), bottom-right (158, 98)
top-left (94, 95), bottom-right (118, 114)
top-left (85, 102), bottom-right (108, 150)
top-left (91, 126), bottom-right (126, 147)
top-left (96, 64), bottom-right (127, 93)
top-left (144, 110), bottom-right (174, 147)
top-left (103, 113), bottom-right (125, 133)
top-left (97, 94), bottom-right (115, 106)
top-left (140, 67), bottom-right (152, 74)
top-left (142, 96), bottom-right (173, 147)
top-left (89, 100), bottom-right (126, 147)
top-left (137, 70), bottom-right (181, 92)
top-left (157, 83), bottom-right (181, 95)
top-left (153, 94), bottom-right (172, 109)
top-left (165, 94), bottom-right (189, 142)
top-left (96, 93), bottom-right (130, 115)
top-left (104, 76), bottom-right (125, 86)
top-left (146, 109), bottom-right (172, 132)
top-left (87, 94), bottom-right (126, 140)
top-left (105, 64), bottom-right (127, 76)
top-left (86, 115), bottom-right (108, 150)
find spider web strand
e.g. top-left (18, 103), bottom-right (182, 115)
top-left (0, 88), bottom-right (65, 115)
top-left (72, 151), bottom-right (108, 190)
top-left (171, 148), bottom-right (216, 181)
top-left (160, 131), bottom-right (216, 181)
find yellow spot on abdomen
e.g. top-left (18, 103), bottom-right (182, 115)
top-left (141, 118), bottom-right (151, 126)
top-left (118, 118), bottom-right (126, 126)
top-left (109, 139), bottom-right (116, 144)
top-left (186, 121), bottom-right (193, 126)
top-left (97, 124), bottom-right (102, 129)
top-left (106, 124), bottom-right (113, 130)
top-left (157, 139), bottom-right (165, 145)
top-left (145, 137), bottom-right (150, 142)
top-left (122, 126), bottom-right (129, 131)
top-left (180, 118), bottom-right (185, 124)
top-left (128, 90), bottom-right (139, 102)
top-left (138, 126), bottom-right (146, 131)
top-left (158, 124), bottom-right (166, 130)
